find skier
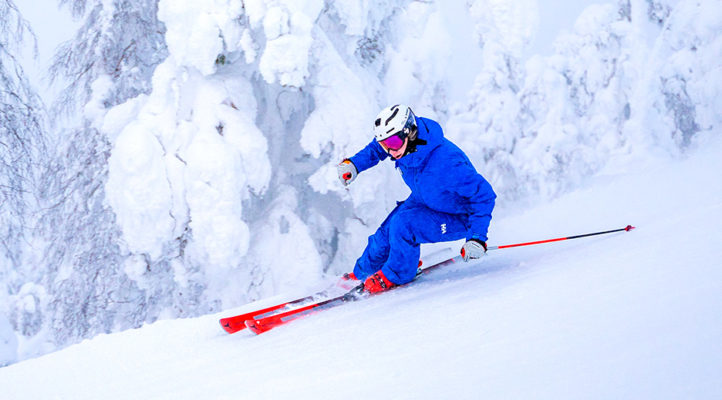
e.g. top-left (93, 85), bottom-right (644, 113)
top-left (337, 105), bottom-right (496, 294)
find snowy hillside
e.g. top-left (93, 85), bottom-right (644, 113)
top-left (2, 135), bottom-right (720, 399)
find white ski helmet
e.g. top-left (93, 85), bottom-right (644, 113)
top-left (373, 104), bottom-right (417, 142)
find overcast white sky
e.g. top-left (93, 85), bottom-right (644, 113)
top-left (16, 0), bottom-right (78, 97)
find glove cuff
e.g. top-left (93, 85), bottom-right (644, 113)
top-left (469, 238), bottom-right (487, 251)
top-left (341, 158), bottom-right (357, 172)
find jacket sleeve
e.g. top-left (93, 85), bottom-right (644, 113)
top-left (348, 139), bottom-right (388, 173)
top-left (449, 157), bottom-right (496, 243)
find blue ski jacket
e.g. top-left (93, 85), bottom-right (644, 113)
top-left (350, 117), bottom-right (496, 244)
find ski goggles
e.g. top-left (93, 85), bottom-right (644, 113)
top-left (378, 132), bottom-right (407, 152)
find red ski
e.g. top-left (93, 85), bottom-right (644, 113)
top-left (219, 292), bottom-right (326, 334)
top-left (219, 248), bottom-right (454, 334)
top-left (245, 287), bottom-right (364, 334)
top-left (245, 255), bottom-right (462, 335)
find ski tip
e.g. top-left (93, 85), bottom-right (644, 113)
top-left (625, 225), bottom-right (636, 232)
top-left (244, 319), bottom-right (269, 335)
top-left (245, 315), bottom-right (288, 335)
top-left (219, 318), bottom-right (247, 334)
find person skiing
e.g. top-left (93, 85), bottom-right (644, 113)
top-left (337, 104), bottom-right (496, 294)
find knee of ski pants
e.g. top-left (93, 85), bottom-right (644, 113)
top-left (387, 207), bottom-right (421, 246)
top-left (383, 209), bottom-right (423, 285)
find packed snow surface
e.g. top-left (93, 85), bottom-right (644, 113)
top-left (1, 136), bottom-right (720, 399)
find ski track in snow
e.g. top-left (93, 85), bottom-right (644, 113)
top-left (2, 138), bottom-right (721, 399)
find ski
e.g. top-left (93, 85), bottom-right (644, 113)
top-left (244, 255), bottom-right (462, 335)
top-left (244, 286), bottom-right (364, 334)
top-left (219, 247), bottom-right (453, 334)
top-left (219, 291), bottom-right (327, 334)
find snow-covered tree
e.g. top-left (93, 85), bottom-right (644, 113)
top-left (0, 0), bottom-right (44, 268)
top-left (20, 0), bottom-right (172, 351)
top-left (449, 0), bottom-right (721, 204)
top-left (626, 0), bottom-right (722, 152)
top-left (0, 0), bottom-right (45, 366)
top-left (52, 0), bottom-right (167, 111)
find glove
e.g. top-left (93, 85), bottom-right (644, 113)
top-left (337, 159), bottom-right (357, 186)
top-left (363, 270), bottom-right (395, 294)
top-left (461, 239), bottom-right (487, 262)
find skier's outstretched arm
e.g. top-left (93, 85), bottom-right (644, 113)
top-left (337, 139), bottom-right (388, 186)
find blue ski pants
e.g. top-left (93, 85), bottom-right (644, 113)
top-left (352, 198), bottom-right (469, 285)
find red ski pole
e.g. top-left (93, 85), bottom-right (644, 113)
top-left (487, 225), bottom-right (635, 251)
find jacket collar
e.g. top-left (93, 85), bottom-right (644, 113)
top-left (395, 117), bottom-right (442, 168)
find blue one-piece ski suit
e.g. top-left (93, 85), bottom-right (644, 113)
top-left (349, 116), bottom-right (496, 285)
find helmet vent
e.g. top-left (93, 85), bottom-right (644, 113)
top-left (375, 118), bottom-right (381, 127)
top-left (385, 108), bottom-right (399, 125)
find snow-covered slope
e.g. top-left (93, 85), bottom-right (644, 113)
top-left (2, 138), bottom-right (720, 399)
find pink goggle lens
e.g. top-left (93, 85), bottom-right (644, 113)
top-left (379, 134), bottom-right (405, 152)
